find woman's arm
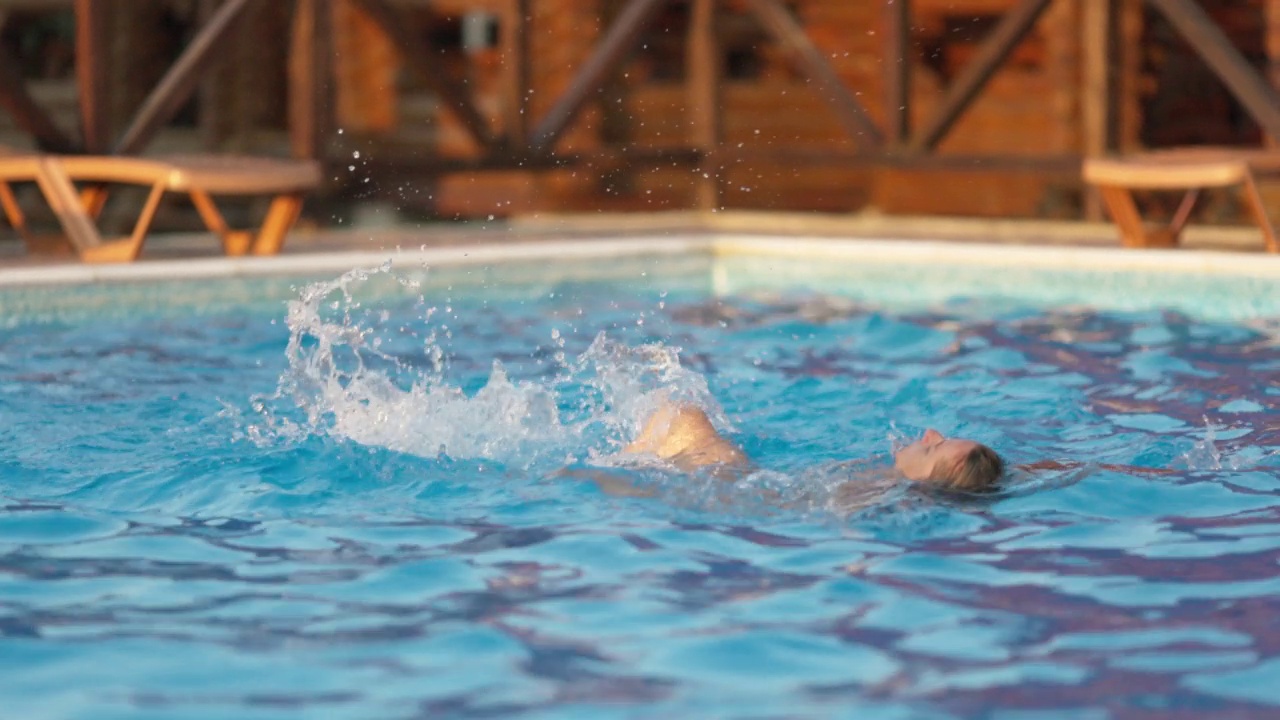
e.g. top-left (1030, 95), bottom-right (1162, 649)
top-left (1018, 459), bottom-right (1177, 476)
top-left (624, 403), bottom-right (749, 472)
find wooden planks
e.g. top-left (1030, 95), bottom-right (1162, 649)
top-left (113, 0), bottom-right (262, 155)
top-left (910, 0), bottom-right (1055, 151)
top-left (74, 0), bottom-right (109, 153)
top-left (687, 0), bottom-right (721, 210)
top-left (348, 0), bottom-right (497, 148)
top-left (529, 0), bottom-right (667, 153)
top-left (743, 0), bottom-right (883, 149)
top-left (1146, 0), bottom-right (1280, 143)
top-left (883, 0), bottom-right (911, 146)
top-left (289, 0), bottom-right (333, 159)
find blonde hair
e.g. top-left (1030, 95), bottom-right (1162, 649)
top-left (949, 444), bottom-right (1004, 492)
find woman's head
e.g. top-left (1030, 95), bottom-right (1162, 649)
top-left (893, 428), bottom-right (1004, 492)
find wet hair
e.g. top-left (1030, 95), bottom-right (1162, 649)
top-left (947, 444), bottom-right (1004, 492)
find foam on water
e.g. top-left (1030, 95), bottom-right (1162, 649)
top-left (240, 265), bottom-right (727, 472)
top-left (227, 266), bottom-right (924, 518)
top-left (233, 266), bottom-right (1244, 518)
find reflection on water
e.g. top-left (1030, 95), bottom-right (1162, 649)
top-left (1, 270), bottom-right (1279, 718)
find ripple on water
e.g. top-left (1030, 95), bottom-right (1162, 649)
top-left (2, 270), bottom-right (1280, 717)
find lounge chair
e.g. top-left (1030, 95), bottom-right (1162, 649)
top-left (0, 151), bottom-right (320, 262)
top-left (1083, 147), bottom-right (1280, 252)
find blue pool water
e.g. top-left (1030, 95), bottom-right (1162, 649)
top-left (3, 253), bottom-right (1280, 718)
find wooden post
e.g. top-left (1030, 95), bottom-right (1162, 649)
top-left (75, 0), bottom-right (110, 153)
top-left (1082, 0), bottom-right (1113, 220)
top-left (1265, 0), bottom-right (1280, 147)
top-left (289, 0), bottom-right (332, 159)
top-left (687, 0), bottom-right (721, 210)
top-left (501, 0), bottom-right (531, 146)
top-left (1115, 0), bottom-right (1143, 151)
top-left (883, 0), bottom-right (910, 146)
top-left (198, 0), bottom-right (227, 150)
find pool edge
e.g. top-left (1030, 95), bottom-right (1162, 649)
top-left (3, 233), bottom-right (1280, 289)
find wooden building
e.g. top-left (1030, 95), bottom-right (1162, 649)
top-left (0, 0), bottom-right (1277, 223)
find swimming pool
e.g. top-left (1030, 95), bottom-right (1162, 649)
top-left (3, 236), bottom-right (1280, 718)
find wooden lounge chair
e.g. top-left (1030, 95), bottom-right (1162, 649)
top-left (0, 151), bottom-right (320, 263)
top-left (1083, 147), bottom-right (1280, 253)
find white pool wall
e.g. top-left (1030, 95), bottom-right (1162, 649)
top-left (1, 234), bottom-right (1279, 322)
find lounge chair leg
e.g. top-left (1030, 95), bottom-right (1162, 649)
top-left (79, 181), bottom-right (166, 263)
top-left (1240, 172), bottom-right (1279, 253)
top-left (251, 193), bottom-right (303, 256)
top-left (1098, 185), bottom-right (1177, 248)
top-left (34, 158), bottom-right (110, 259)
top-left (1168, 188), bottom-right (1200, 238)
top-left (188, 189), bottom-right (253, 254)
top-left (79, 184), bottom-right (110, 219)
top-left (0, 180), bottom-right (31, 243)
top-left (0, 182), bottom-right (67, 255)
top-left (125, 181), bottom-right (167, 257)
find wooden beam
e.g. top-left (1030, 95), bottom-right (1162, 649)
top-left (910, 0), bottom-right (1054, 152)
top-left (529, 0), bottom-right (668, 153)
top-left (883, 0), bottom-right (911, 146)
top-left (719, 147), bottom-right (1085, 179)
top-left (289, 0), bottom-right (332, 159)
top-left (1082, 0), bottom-right (1113, 159)
top-left (687, 0), bottom-right (721, 210)
top-left (359, 145), bottom-right (702, 179)
top-left (743, 0), bottom-right (883, 149)
top-left (349, 0), bottom-right (496, 149)
top-left (1268, 0), bottom-right (1280, 101)
top-left (75, 0), bottom-right (109, 152)
top-left (1146, 0), bottom-right (1280, 142)
top-left (0, 37), bottom-right (76, 151)
top-left (357, 144), bottom-right (1082, 177)
top-left (500, 0), bottom-right (531, 145)
top-left (1082, 0), bottom-right (1113, 220)
top-left (196, 0), bottom-right (227, 149)
top-left (113, 0), bottom-right (260, 155)
top-left (6, 1), bottom-right (89, 10)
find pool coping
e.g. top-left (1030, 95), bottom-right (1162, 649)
top-left (2, 233), bottom-right (1280, 288)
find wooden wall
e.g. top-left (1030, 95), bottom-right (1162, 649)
top-left (599, 0), bottom-right (1085, 217)
top-left (0, 0), bottom-right (1275, 222)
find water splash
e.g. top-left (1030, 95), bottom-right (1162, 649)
top-left (237, 266), bottom-right (723, 469)
top-left (887, 420), bottom-right (918, 456)
top-left (1178, 415), bottom-right (1240, 472)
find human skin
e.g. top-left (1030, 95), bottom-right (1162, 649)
top-left (623, 403), bottom-right (749, 472)
top-left (622, 403), bottom-right (976, 489)
top-left (891, 428), bottom-right (980, 484)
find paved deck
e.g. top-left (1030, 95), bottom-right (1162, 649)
top-left (0, 210), bottom-right (1271, 268)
